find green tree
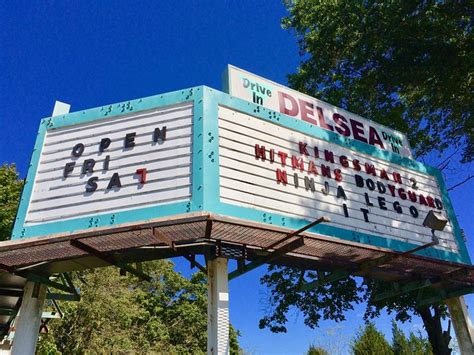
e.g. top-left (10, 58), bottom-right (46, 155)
top-left (392, 320), bottom-right (411, 355)
top-left (0, 164), bottom-right (23, 241)
top-left (407, 331), bottom-right (433, 355)
top-left (282, 0), bottom-right (473, 163)
top-left (37, 261), bottom-right (240, 354)
top-left (351, 322), bottom-right (393, 355)
top-left (260, 268), bottom-right (452, 354)
top-left (259, 1), bottom-right (470, 354)
top-left (307, 344), bottom-right (329, 355)
top-left (0, 164), bottom-right (238, 353)
top-left (392, 320), bottom-right (432, 355)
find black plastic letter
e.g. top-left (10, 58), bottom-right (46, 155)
top-left (82, 159), bottom-right (96, 174)
top-left (100, 138), bottom-right (111, 152)
top-left (85, 177), bottom-right (98, 192)
top-left (72, 143), bottom-right (85, 157)
top-left (124, 132), bottom-right (136, 148)
top-left (63, 162), bottom-right (75, 178)
top-left (107, 173), bottom-right (122, 190)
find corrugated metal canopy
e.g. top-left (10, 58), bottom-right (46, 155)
top-left (0, 212), bottom-right (472, 283)
top-left (0, 212), bottom-right (472, 335)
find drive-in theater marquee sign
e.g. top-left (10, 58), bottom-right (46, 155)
top-left (14, 66), bottom-right (468, 262)
top-left (5, 65), bottom-right (474, 353)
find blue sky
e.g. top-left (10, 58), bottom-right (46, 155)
top-left (1, 1), bottom-right (473, 353)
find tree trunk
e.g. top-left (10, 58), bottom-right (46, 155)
top-left (416, 305), bottom-right (452, 355)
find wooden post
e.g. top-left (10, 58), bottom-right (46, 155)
top-left (207, 257), bottom-right (229, 355)
top-left (446, 296), bottom-right (474, 354)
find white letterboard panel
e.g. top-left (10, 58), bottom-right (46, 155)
top-left (218, 106), bottom-right (459, 253)
top-left (25, 102), bottom-right (193, 225)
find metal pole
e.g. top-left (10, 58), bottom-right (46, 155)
top-left (11, 281), bottom-right (47, 355)
top-left (207, 257), bottom-right (229, 355)
top-left (446, 296), bottom-right (474, 354)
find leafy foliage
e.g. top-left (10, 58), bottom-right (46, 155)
top-left (307, 344), bottom-right (329, 355)
top-left (0, 165), bottom-right (239, 353)
top-left (259, 266), bottom-right (362, 332)
top-left (283, 0), bottom-right (473, 162)
top-left (37, 261), bottom-right (240, 354)
top-left (259, 1), bottom-right (468, 353)
top-left (260, 268), bottom-right (450, 353)
top-left (392, 320), bottom-right (432, 355)
top-left (351, 322), bottom-right (393, 355)
top-left (0, 164), bottom-right (23, 241)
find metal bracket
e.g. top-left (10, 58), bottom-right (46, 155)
top-left (71, 239), bottom-right (152, 281)
top-left (265, 216), bottom-right (330, 250)
top-left (26, 273), bottom-right (76, 294)
top-left (417, 286), bottom-right (474, 307)
top-left (300, 236), bottom-right (440, 291)
top-left (375, 280), bottom-right (434, 302)
top-left (183, 254), bottom-right (207, 273)
top-left (152, 228), bottom-right (206, 273)
top-left (374, 268), bottom-right (469, 303)
top-left (228, 217), bottom-right (329, 281)
top-left (46, 273), bottom-right (80, 301)
top-left (228, 237), bottom-right (305, 281)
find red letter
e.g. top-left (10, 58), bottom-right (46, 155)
top-left (324, 150), bottom-right (335, 163)
top-left (278, 151), bottom-right (288, 166)
top-left (364, 163), bottom-right (377, 176)
top-left (369, 127), bottom-right (385, 149)
top-left (427, 196), bottom-right (436, 208)
top-left (398, 188), bottom-right (407, 200)
top-left (419, 194), bottom-right (428, 206)
top-left (299, 142), bottom-right (309, 156)
top-left (339, 155), bottom-right (349, 168)
top-left (313, 146), bottom-right (320, 158)
top-left (387, 184), bottom-right (396, 197)
top-left (276, 169), bottom-right (288, 185)
top-left (299, 99), bottom-right (317, 125)
top-left (321, 165), bottom-right (332, 178)
top-left (353, 159), bottom-right (361, 171)
top-left (407, 191), bottom-right (417, 203)
top-left (291, 156), bottom-right (305, 171)
top-left (392, 172), bottom-right (403, 184)
top-left (350, 119), bottom-right (367, 143)
top-left (334, 169), bottom-right (343, 182)
top-left (278, 92), bottom-right (299, 116)
top-left (317, 107), bottom-right (333, 131)
top-left (136, 168), bottom-right (147, 184)
top-left (379, 169), bottom-right (389, 180)
top-left (255, 144), bottom-right (266, 160)
top-left (308, 161), bottom-right (319, 175)
top-left (333, 113), bottom-right (350, 136)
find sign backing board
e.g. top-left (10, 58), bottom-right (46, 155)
top-left (12, 86), bottom-right (470, 266)
top-left (224, 65), bottom-right (413, 158)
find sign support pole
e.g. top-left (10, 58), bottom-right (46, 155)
top-left (11, 281), bottom-right (47, 354)
top-left (207, 257), bottom-right (229, 355)
top-left (11, 100), bottom-right (70, 354)
top-left (446, 296), bottom-right (474, 354)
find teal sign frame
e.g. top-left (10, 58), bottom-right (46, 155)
top-left (12, 86), bottom-right (471, 265)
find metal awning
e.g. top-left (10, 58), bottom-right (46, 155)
top-left (0, 211), bottom-right (472, 334)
